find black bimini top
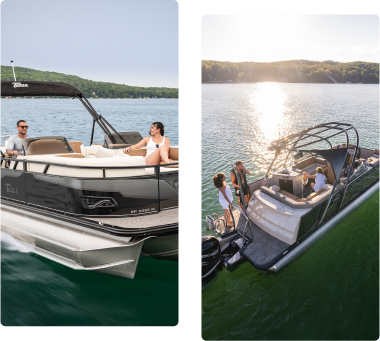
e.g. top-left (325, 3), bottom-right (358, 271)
top-left (1, 81), bottom-right (83, 97)
top-left (1, 80), bottom-right (128, 146)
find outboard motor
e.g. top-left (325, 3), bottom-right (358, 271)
top-left (202, 235), bottom-right (223, 278)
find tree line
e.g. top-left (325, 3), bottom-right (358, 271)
top-left (1, 66), bottom-right (178, 98)
top-left (202, 60), bottom-right (379, 84)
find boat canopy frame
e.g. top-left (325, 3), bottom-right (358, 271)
top-left (1, 81), bottom-right (127, 146)
top-left (265, 122), bottom-right (360, 224)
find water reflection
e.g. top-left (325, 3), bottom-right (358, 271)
top-left (247, 83), bottom-right (290, 174)
top-left (250, 82), bottom-right (286, 141)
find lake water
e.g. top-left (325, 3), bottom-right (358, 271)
top-left (202, 83), bottom-right (379, 340)
top-left (1, 98), bottom-right (178, 326)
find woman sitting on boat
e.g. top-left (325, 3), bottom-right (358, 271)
top-left (213, 173), bottom-right (234, 227)
top-left (307, 167), bottom-right (327, 191)
top-left (123, 122), bottom-right (175, 166)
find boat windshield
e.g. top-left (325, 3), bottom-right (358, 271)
top-left (349, 162), bottom-right (368, 181)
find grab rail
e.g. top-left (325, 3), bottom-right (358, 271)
top-left (0, 156), bottom-right (178, 171)
top-left (229, 203), bottom-right (252, 243)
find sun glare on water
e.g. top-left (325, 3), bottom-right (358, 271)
top-left (250, 82), bottom-right (287, 141)
top-left (247, 82), bottom-right (289, 173)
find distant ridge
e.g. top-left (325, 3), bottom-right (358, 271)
top-left (202, 60), bottom-right (379, 84)
top-left (1, 66), bottom-right (178, 98)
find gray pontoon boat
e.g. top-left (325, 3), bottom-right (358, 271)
top-left (1, 81), bottom-right (178, 279)
top-left (202, 123), bottom-right (378, 278)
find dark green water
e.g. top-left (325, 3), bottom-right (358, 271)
top-left (1, 99), bottom-right (178, 326)
top-left (202, 83), bottom-right (379, 340)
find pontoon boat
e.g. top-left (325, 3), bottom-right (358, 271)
top-left (202, 123), bottom-right (378, 278)
top-left (1, 81), bottom-right (178, 279)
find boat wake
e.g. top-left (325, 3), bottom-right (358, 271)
top-left (1, 231), bottom-right (33, 253)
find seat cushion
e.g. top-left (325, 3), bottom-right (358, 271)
top-left (279, 190), bottom-right (299, 201)
top-left (69, 141), bottom-right (83, 153)
top-left (96, 147), bottom-right (118, 158)
top-left (307, 189), bottom-right (325, 200)
top-left (27, 139), bottom-right (71, 155)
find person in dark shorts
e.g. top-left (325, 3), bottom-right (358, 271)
top-left (230, 160), bottom-right (251, 210)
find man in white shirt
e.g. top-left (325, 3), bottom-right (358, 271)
top-left (6, 120), bottom-right (35, 156)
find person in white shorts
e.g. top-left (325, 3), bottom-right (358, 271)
top-left (307, 167), bottom-right (327, 191)
top-left (213, 173), bottom-right (234, 227)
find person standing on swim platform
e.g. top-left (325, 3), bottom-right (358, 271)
top-left (213, 173), bottom-right (234, 227)
top-left (231, 160), bottom-right (251, 210)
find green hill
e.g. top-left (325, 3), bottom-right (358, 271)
top-left (1, 66), bottom-right (178, 98)
top-left (202, 60), bottom-right (379, 84)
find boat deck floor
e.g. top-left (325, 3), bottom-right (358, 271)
top-left (236, 212), bottom-right (289, 269)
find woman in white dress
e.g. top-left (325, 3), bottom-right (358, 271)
top-left (123, 122), bottom-right (175, 165)
top-left (213, 173), bottom-right (234, 227)
top-left (307, 167), bottom-right (327, 191)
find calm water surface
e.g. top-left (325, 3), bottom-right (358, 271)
top-left (202, 83), bottom-right (379, 340)
top-left (1, 98), bottom-right (178, 326)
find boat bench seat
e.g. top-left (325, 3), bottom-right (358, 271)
top-left (260, 183), bottom-right (343, 209)
top-left (8, 154), bottom-right (177, 177)
top-left (293, 158), bottom-right (335, 185)
top-left (364, 151), bottom-right (379, 168)
top-left (80, 145), bottom-right (179, 161)
top-left (292, 157), bottom-right (326, 173)
top-left (13, 155), bottom-right (146, 177)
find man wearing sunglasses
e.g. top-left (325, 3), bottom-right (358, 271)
top-left (6, 120), bottom-right (35, 157)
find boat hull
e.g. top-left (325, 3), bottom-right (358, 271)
top-left (1, 202), bottom-right (176, 279)
top-left (269, 181), bottom-right (379, 272)
top-left (142, 234), bottom-right (178, 261)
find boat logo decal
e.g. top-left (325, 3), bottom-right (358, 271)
top-left (131, 207), bottom-right (157, 214)
top-left (202, 250), bottom-right (218, 258)
top-left (12, 82), bottom-right (29, 88)
top-left (4, 183), bottom-right (18, 194)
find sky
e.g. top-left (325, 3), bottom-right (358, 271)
top-left (1, 0), bottom-right (178, 88)
top-left (0, 0), bottom-right (380, 88)
top-left (202, 15), bottom-right (379, 63)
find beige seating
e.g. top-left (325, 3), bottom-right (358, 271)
top-left (279, 190), bottom-right (299, 201)
top-left (27, 139), bottom-right (72, 155)
top-left (56, 153), bottom-right (85, 158)
top-left (292, 157), bottom-right (327, 174)
top-left (260, 183), bottom-right (343, 209)
top-left (69, 141), bottom-right (83, 153)
top-left (364, 151), bottom-right (379, 168)
top-left (124, 147), bottom-right (202, 168)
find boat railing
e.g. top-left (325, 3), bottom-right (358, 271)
top-left (0, 154), bottom-right (201, 174)
top-left (0, 156), bottom-right (201, 212)
top-left (229, 203), bottom-right (252, 243)
top-left (205, 213), bottom-right (226, 236)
